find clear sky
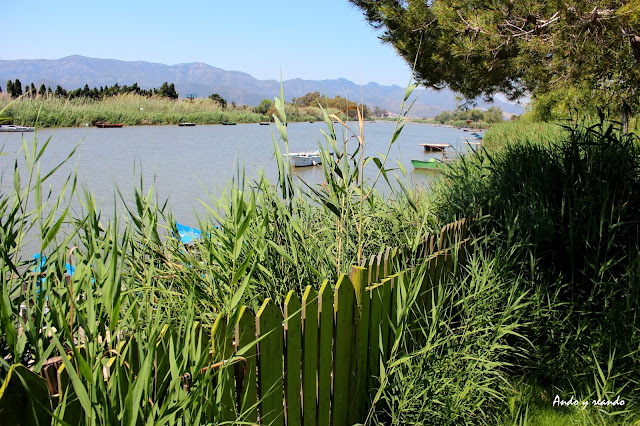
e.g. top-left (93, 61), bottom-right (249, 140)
top-left (4, 0), bottom-right (415, 87)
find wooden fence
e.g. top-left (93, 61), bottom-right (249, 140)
top-left (0, 218), bottom-right (472, 425)
top-left (207, 217), bottom-right (471, 425)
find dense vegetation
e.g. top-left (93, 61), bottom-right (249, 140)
top-left (431, 106), bottom-right (504, 126)
top-left (429, 119), bottom-right (640, 423)
top-left (1, 85), bottom-right (371, 127)
top-left (349, 0), bottom-right (640, 129)
top-left (5, 79), bottom-right (181, 101)
top-left (1, 79), bottom-right (639, 422)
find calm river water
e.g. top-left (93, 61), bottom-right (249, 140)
top-left (0, 121), bottom-right (474, 254)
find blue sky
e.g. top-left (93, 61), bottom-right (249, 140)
top-left (4, 0), bottom-right (415, 87)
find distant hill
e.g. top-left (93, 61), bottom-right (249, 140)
top-left (0, 55), bottom-right (525, 117)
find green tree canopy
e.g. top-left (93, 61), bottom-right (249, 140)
top-left (255, 98), bottom-right (273, 114)
top-left (156, 82), bottom-right (178, 99)
top-left (350, 0), bottom-right (640, 120)
top-left (54, 85), bottom-right (67, 98)
top-left (208, 93), bottom-right (227, 108)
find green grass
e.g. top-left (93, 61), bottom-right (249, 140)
top-left (482, 120), bottom-right (566, 151)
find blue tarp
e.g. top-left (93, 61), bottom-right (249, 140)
top-left (176, 222), bottom-right (203, 245)
top-left (33, 254), bottom-right (75, 277)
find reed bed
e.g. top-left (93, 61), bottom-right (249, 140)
top-left (2, 82), bottom-right (638, 423)
top-left (0, 94), bottom-right (353, 128)
top-left (482, 120), bottom-right (566, 152)
top-left (430, 119), bottom-right (640, 423)
top-left (0, 87), bottom-right (456, 423)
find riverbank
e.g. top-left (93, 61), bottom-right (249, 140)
top-left (0, 93), bottom-right (354, 128)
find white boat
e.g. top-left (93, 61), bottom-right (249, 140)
top-left (0, 124), bottom-right (35, 132)
top-left (286, 151), bottom-right (322, 167)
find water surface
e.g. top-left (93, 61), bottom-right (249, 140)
top-left (0, 121), bottom-right (474, 253)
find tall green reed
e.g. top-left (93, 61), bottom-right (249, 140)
top-left (430, 117), bottom-right (640, 415)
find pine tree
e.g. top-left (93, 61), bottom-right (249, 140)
top-left (13, 79), bottom-right (22, 96)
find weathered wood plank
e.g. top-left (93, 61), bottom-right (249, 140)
top-left (383, 247), bottom-right (392, 277)
top-left (332, 275), bottom-right (355, 426)
top-left (211, 313), bottom-right (236, 421)
top-left (368, 280), bottom-right (383, 395)
top-left (57, 361), bottom-right (82, 423)
top-left (381, 276), bottom-right (394, 361)
top-left (368, 254), bottom-right (378, 284)
top-left (376, 250), bottom-right (385, 281)
top-left (256, 298), bottom-right (285, 426)
top-left (284, 291), bottom-right (303, 426)
top-left (317, 280), bottom-right (333, 426)
top-left (390, 274), bottom-right (400, 355)
top-left (0, 363), bottom-right (51, 425)
top-left (235, 306), bottom-right (258, 423)
top-left (348, 266), bottom-right (371, 425)
top-left (302, 286), bottom-right (318, 426)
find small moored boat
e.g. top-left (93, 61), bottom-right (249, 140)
top-left (221, 121), bottom-right (237, 125)
top-left (96, 122), bottom-right (123, 128)
top-left (0, 124), bottom-right (35, 132)
top-left (411, 157), bottom-right (450, 171)
top-left (286, 151), bottom-right (322, 167)
top-left (178, 122), bottom-right (196, 126)
top-left (259, 122), bottom-right (270, 125)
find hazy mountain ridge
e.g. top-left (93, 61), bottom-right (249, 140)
top-left (0, 55), bottom-right (525, 116)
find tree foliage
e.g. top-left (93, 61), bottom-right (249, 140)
top-left (435, 106), bottom-right (503, 124)
top-left (350, 0), bottom-right (640, 116)
top-left (255, 98), bottom-right (273, 114)
top-left (208, 93), bottom-right (227, 108)
top-left (4, 80), bottom-right (184, 101)
top-left (291, 91), bottom-right (371, 119)
top-left (156, 82), bottom-right (178, 99)
top-left (6, 79), bottom-right (22, 97)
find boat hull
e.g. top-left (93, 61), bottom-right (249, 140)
top-left (287, 151), bottom-right (322, 167)
top-left (291, 155), bottom-right (321, 167)
top-left (411, 158), bottom-right (446, 170)
top-left (96, 123), bottom-right (123, 128)
top-left (178, 122), bottom-right (196, 126)
top-left (0, 125), bottom-right (35, 132)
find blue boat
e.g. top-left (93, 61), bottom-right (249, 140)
top-left (175, 222), bottom-right (203, 245)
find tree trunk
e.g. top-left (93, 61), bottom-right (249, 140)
top-left (621, 102), bottom-right (629, 134)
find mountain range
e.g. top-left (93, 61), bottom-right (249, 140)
top-left (0, 55), bottom-right (525, 117)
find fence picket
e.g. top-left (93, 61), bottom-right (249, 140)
top-left (211, 313), bottom-right (236, 421)
top-left (56, 362), bottom-right (83, 423)
top-left (235, 306), bottom-right (258, 423)
top-left (368, 281), bottom-right (383, 395)
top-left (317, 281), bottom-right (333, 426)
top-left (332, 275), bottom-right (355, 426)
top-left (381, 276), bottom-right (394, 361)
top-left (369, 254), bottom-right (378, 283)
top-left (349, 266), bottom-right (371, 424)
top-left (256, 298), bottom-right (285, 426)
top-left (302, 286), bottom-right (318, 426)
top-left (284, 291), bottom-right (303, 426)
